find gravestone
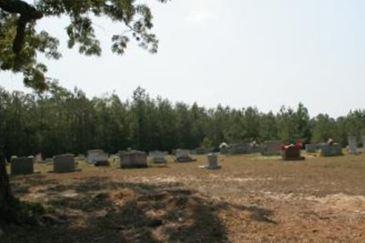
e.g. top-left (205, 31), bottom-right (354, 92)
top-left (54, 154), bottom-right (75, 173)
top-left (87, 149), bottom-right (109, 166)
top-left (281, 145), bottom-right (305, 161)
top-left (305, 144), bottom-right (318, 153)
top-left (149, 151), bottom-right (167, 164)
top-left (219, 142), bottom-right (230, 155)
top-left (229, 143), bottom-right (251, 155)
top-left (11, 157), bottom-right (34, 176)
top-left (261, 141), bottom-right (282, 156)
top-left (320, 144), bottom-right (343, 157)
top-left (205, 153), bottom-right (221, 170)
top-left (119, 150), bottom-right (147, 169)
top-left (348, 136), bottom-right (358, 155)
top-left (175, 149), bottom-right (196, 163)
top-left (35, 153), bottom-right (43, 163)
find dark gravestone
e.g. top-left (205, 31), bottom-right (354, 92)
top-left (11, 157), bottom-right (34, 176)
top-left (320, 144), bottom-right (343, 157)
top-left (281, 145), bottom-right (305, 161)
top-left (54, 154), bottom-right (75, 173)
top-left (119, 151), bottom-right (147, 169)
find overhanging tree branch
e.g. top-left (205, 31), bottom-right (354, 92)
top-left (0, 0), bottom-right (43, 54)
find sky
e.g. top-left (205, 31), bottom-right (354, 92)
top-left (1, 0), bottom-right (365, 117)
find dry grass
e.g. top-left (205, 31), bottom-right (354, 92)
top-left (2, 153), bottom-right (365, 242)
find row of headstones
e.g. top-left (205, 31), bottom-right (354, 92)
top-left (305, 136), bottom-right (365, 156)
top-left (220, 142), bottom-right (282, 156)
top-left (10, 154), bottom-right (76, 176)
top-left (10, 149), bottom-right (221, 176)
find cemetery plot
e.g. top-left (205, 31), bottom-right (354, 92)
top-left (4, 154), bottom-right (365, 242)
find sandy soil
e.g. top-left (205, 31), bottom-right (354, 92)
top-left (2, 153), bottom-right (365, 242)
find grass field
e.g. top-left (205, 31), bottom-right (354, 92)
top-left (2, 153), bottom-right (365, 242)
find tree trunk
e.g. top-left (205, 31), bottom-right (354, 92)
top-left (0, 150), bottom-right (13, 222)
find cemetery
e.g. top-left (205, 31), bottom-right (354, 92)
top-left (1, 0), bottom-right (365, 241)
top-left (3, 146), bottom-right (365, 242)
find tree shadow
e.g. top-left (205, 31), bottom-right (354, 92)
top-left (4, 176), bottom-right (276, 243)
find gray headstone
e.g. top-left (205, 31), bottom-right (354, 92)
top-left (54, 154), bottom-right (75, 173)
top-left (348, 136), bottom-right (358, 154)
top-left (205, 153), bottom-right (221, 170)
top-left (119, 151), bottom-right (147, 169)
top-left (149, 151), bottom-right (167, 164)
top-left (305, 144), bottom-right (318, 153)
top-left (175, 149), bottom-right (195, 163)
top-left (320, 144), bottom-right (343, 157)
top-left (11, 157), bottom-right (34, 176)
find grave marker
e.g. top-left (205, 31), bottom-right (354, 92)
top-left (305, 144), bottom-right (318, 153)
top-left (11, 157), bottom-right (34, 176)
top-left (175, 149), bottom-right (196, 163)
top-left (149, 151), bottom-right (167, 164)
top-left (320, 144), bottom-right (343, 157)
top-left (348, 136), bottom-right (358, 155)
top-left (205, 153), bottom-right (221, 170)
top-left (87, 149), bottom-right (109, 166)
top-left (119, 150), bottom-right (147, 169)
top-left (54, 154), bottom-right (75, 173)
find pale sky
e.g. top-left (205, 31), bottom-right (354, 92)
top-left (1, 0), bottom-right (365, 117)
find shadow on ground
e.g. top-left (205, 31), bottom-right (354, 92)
top-left (3, 176), bottom-right (275, 243)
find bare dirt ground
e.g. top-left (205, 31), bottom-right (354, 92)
top-left (2, 153), bottom-right (365, 242)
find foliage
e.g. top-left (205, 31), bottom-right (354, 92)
top-left (0, 0), bottom-right (169, 90)
top-left (1, 85), bottom-right (365, 159)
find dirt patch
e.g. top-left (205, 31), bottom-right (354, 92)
top-left (4, 154), bottom-right (365, 242)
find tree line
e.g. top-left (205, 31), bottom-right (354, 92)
top-left (1, 83), bottom-right (365, 159)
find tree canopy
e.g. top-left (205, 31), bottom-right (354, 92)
top-left (2, 84), bottom-right (365, 160)
top-left (0, 0), bottom-right (169, 90)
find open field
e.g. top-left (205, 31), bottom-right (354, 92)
top-left (2, 153), bottom-right (365, 242)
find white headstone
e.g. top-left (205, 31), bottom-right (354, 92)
top-left (87, 149), bottom-right (108, 164)
top-left (348, 136), bottom-right (358, 155)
